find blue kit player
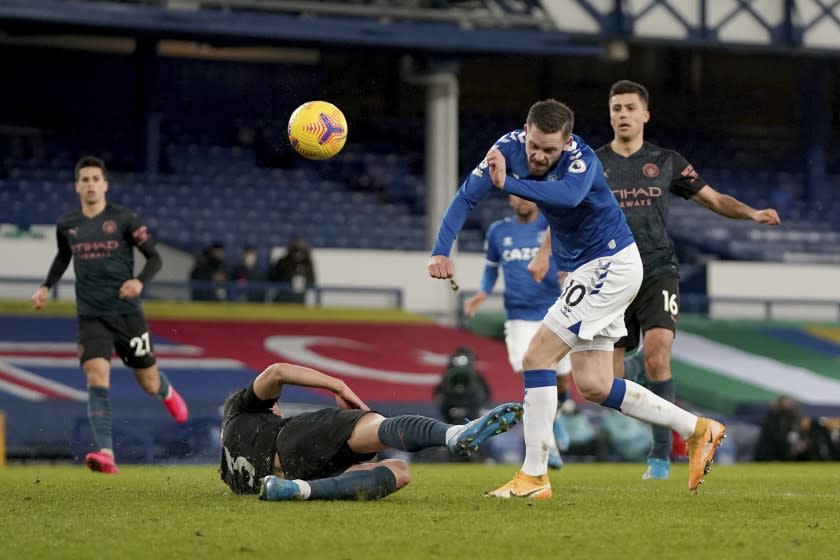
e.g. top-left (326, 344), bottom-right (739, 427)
top-left (427, 99), bottom-right (726, 496)
top-left (463, 195), bottom-right (571, 468)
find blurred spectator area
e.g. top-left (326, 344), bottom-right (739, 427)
top-left (2, 123), bottom-right (838, 263)
top-left (0, 41), bottom-right (837, 262)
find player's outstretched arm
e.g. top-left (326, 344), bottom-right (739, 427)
top-left (692, 186), bottom-right (781, 225)
top-left (528, 226), bottom-right (552, 282)
top-left (252, 362), bottom-right (369, 411)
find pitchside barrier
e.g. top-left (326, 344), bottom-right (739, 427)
top-left (707, 261), bottom-right (840, 321)
top-left (0, 277), bottom-right (404, 310)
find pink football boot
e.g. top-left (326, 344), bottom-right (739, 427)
top-left (163, 387), bottom-right (189, 424)
top-left (85, 451), bottom-right (119, 474)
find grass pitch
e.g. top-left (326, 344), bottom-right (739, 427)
top-left (1, 462), bottom-right (838, 559)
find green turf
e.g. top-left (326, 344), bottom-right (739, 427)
top-left (1, 463), bottom-right (839, 559)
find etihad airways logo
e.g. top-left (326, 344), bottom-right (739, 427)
top-left (70, 240), bottom-right (120, 259)
top-left (611, 186), bottom-right (663, 208)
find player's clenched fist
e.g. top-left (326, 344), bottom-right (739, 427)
top-left (427, 255), bottom-right (454, 279)
top-left (31, 286), bottom-right (49, 310)
top-left (119, 278), bottom-right (144, 299)
top-left (753, 208), bottom-right (781, 226)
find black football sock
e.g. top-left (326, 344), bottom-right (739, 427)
top-left (306, 467), bottom-right (398, 500)
top-left (557, 389), bottom-right (569, 406)
top-left (87, 386), bottom-right (113, 451)
top-left (156, 371), bottom-right (171, 398)
top-left (377, 415), bottom-right (449, 451)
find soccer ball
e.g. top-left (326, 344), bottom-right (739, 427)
top-left (287, 100), bottom-right (348, 160)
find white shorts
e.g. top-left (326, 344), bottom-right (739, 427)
top-left (543, 243), bottom-right (642, 351)
top-left (504, 319), bottom-right (572, 375)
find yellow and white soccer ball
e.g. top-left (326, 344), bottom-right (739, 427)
top-left (287, 100), bottom-right (348, 160)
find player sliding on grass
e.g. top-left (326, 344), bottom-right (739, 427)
top-left (219, 362), bottom-right (523, 501)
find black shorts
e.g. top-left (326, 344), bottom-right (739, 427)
top-left (616, 272), bottom-right (679, 352)
top-left (275, 408), bottom-right (376, 481)
top-left (77, 312), bottom-right (157, 369)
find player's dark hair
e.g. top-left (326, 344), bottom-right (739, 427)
top-left (75, 156), bottom-right (107, 181)
top-left (526, 99), bottom-right (574, 137)
top-left (609, 80), bottom-right (650, 108)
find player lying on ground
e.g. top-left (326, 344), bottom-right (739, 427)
top-left (220, 362), bottom-right (524, 501)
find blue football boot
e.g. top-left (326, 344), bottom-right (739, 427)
top-left (447, 402), bottom-right (524, 454)
top-left (259, 476), bottom-right (304, 501)
top-left (642, 457), bottom-right (671, 480)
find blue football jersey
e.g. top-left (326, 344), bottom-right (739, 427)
top-left (483, 214), bottom-right (561, 320)
top-left (432, 131), bottom-right (634, 272)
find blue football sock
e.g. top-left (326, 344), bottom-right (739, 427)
top-left (307, 466), bottom-right (398, 500)
top-left (87, 386), bottom-right (113, 451)
top-left (377, 415), bottom-right (449, 451)
top-left (648, 378), bottom-right (675, 460)
top-left (601, 378), bottom-right (627, 411)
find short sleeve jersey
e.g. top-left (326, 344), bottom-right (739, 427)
top-left (54, 203), bottom-right (153, 316)
top-left (595, 142), bottom-right (706, 279)
top-left (219, 386), bottom-right (288, 494)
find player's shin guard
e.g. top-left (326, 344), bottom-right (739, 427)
top-left (521, 370), bottom-right (558, 476)
top-left (87, 386), bottom-right (113, 451)
top-left (648, 378), bottom-right (676, 460)
top-left (601, 378), bottom-right (696, 439)
top-left (377, 416), bottom-right (449, 451)
top-left (306, 466), bottom-right (398, 500)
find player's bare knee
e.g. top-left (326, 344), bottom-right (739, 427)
top-left (82, 359), bottom-right (110, 386)
top-left (576, 379), bottom-right (610, 403)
